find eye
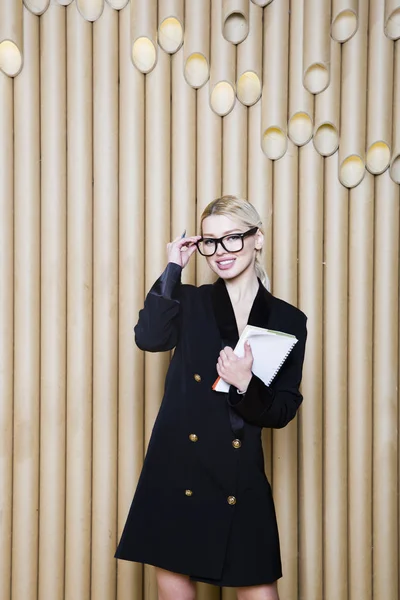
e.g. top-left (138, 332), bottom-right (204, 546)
top-left (203, 238), bottom-right (215, 246)
top-left (226, 234), bottom-right (241, 242)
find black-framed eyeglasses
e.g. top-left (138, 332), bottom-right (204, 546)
top-left (195, 227), bottom-right (259, 257)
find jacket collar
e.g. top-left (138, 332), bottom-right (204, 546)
top-left (211, 277), bottom-right (273, 347)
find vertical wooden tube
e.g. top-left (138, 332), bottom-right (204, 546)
top-left (331, 0), bottom-right (358, 42)
top-left (288, 0), bottom-right (313, 146)
top-left (303, 0), bottom-right (331, 94)
top-left (210, 0), bottom-right (236, 117)
top-left (77, 0), bottom-right (104, 21)
top-left (38, 5), bottom-right (66, 600)
top-left (339, 0), bottom-right (367, 188)
top-left (272, 140), bottom-right (299, 600)
top-left (158, 0), bottom-right (184, 54)
top-left (23, 0), bottom-right (49, 15)
top-left (222, 99), bottom-right (247, 198)
top-left (298, 141), bottom-right (323, 600)
top-left (323, 151), bottom-right (349, 600)
top-left (348, 172), bottom-right (374, 600)
top-left (65, 4), bottom-right (93, 600)
top-left (0, 70), bottom-right (13, 600)
top-left (131, 0), bottom-right (157, 73)
top-left (58, 0), bottom-right (74, 4)
top-left (261, 0), bottom-right (289, 160)
top-left (117, 5), bottom-right (144, 600)
top-left (385, 0), bottom-right (400, 40)
top-left (390, 40), bottom-right (400, 183)
top-left (222, 0), bottom-right (249, 45)
top-left (171, 47), bottom-right (196, 284)
top-left (0, 0), bottom-right (23, 76)
top-left (372, 172), bottom-right (399, 600)
top-left (366, 0), bottom-right (393, 175)
top-left (144, 48), bottom-right (171, 600)
top-left (92, 5), bottom-right (118, 600)
top-left (107, 0), bottom-right (128, 9)
top-left (183, 0), bottom-right (210, 89)
top-left (248, 98), bottom-right (273, 483)
top-left (251, 0), bottom-right (272, 6)
top-left (12, 9), bottom-right (40, 600)
top-left (196, 81), bottom-right (222, 284)
top-left (236, 0), bottom-right (262, 107)
top-left (313, 39), bottom-right (340, 156)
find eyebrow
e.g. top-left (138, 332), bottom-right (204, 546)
top-left (201, 228), bottom-right (244, 237)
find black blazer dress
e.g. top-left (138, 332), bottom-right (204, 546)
top-left (115, 262), bottom-right (308, 587)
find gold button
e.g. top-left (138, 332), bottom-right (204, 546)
top-left (232, 439), bottom-right (241, 449)
top-left (185, 489), bottom-right (193, 497)
top-left (227, 496), bottom-right (236, 505)
top-left (189, 433), bottom-right (198, 442)
top-left (194, 373), bottom-right (201, 382)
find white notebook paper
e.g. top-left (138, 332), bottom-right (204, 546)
top-left (212, 325), bottom-right (298, 393)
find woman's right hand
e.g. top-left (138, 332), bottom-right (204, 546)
top-left (167, 234), bottom-right (202, 268)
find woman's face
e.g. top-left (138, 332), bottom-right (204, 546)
top-left (201, 214), bottom-right (263, 280)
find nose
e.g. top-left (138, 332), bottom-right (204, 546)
top-left (215, 240), bottom-right (226, 255)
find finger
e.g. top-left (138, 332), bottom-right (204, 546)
top-left (224, 347), bottom-right (236, 359)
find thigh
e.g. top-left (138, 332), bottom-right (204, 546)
top-left (237, 581), bottom-right (279, 600)
top-left (155, 567), bottom-right (196, 600)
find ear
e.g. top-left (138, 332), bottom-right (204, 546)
top-left (255, 230), bottom-right (264, 250)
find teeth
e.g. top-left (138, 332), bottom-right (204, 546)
top-left (219, 259), bottom-right (234, 265)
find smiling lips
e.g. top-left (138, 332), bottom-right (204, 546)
top-left (215, 258), bottom-right (236, 270)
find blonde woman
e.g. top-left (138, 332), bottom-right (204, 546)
top-left (116, 196), bottom-right (307, 600)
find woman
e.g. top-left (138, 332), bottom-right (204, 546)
top-left (115, 196), bottom-right (307, 600)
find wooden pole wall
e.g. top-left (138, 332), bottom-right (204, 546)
top-left (0, 2), bottom-right (399, 600)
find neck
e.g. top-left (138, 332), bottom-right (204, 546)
top-left (224, 264), bottom-right (259, 303)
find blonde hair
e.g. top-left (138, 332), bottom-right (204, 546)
top-left (200, 195), bottom-right (271, 290)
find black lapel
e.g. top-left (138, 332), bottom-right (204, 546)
top-left (211, 278), bottom-right (274, 347)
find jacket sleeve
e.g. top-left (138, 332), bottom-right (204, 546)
top-left (227, 313), bottom-right (307, 429)
top-left (134, 262), bottom-right (182, 352)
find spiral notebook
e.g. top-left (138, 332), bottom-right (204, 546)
top-left (212, 325), bottom-right (298, 392)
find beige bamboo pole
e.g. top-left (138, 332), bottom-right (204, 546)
top-left (313, 39), bottom-right (340, 156)
top-left (144, 47), bottom-right (171, 600)
top-left (298, 141), bottom-right (324, 600)
top-left (183, 0), bottom-right (210, 89)
top-left (172, 47), bottom-right (196, 284)
top-left (366, 0), bottom-right (393, 175)
top-left (58, 0), bottom-right (73, 5)
top-left (248, 98), bottom-right (273, 482)
top-left (196, 81), bottom-right (222, 285)
top-left (385, 0), bottom-right (400, 40)
top-left (38, 5), bottom-right (66, 600)
top-left (323, 151), bottom-right (349, 600)
top-left (117, 6), bottom-right (144, 599)
top-left (339, 0), bottom-right (367, 188)
top-left (222, 99), bottom-right (247, 198)
top-left (65, 4), bottom-right (93, 600)
top-left (0, 70), bottom-right (13, 600)
top-left (222, 0), bottom-right (249, 44)
top-left (348, 171), bottom-right (374, 600)
top-left (271, 140), bottom-right (299, 600)
top-left (331, 0), bottom-right (358, 42)
top-left (390, 40), bottom-right (400, 183)
top-left (373, 171), bottom-right (399, 600)
top-left (77, 0), bottom-right (104, 21)
top-left (131, 0), bottom-right (157, 73)
top-left (91, 5), bottom-right (119, 600)
top-left (236, 0), bottom-right (262, 107)
top-left (210, 0), bottom-right (236, 116)
top-left (288, 0), bottom-right (313, 146)
top-left (107, 0), bottom-right (128, 9)
top-left (303, 0), bottom-right (331, 94)
top-left (0, 0), bottom-right (23, 77)
top-left (12, 8), bottom-right (40, 600)
top-left (261, 0), bottom-right (289, 159)
top-left (158, 0), bottom-right (184, 54)
top-left (23, 0), bottom-right (49, 15)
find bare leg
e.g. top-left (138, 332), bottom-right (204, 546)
top-left (237, 581), bottom-right (279, 600)
top-left (155, 567), bottom-right (196, 600)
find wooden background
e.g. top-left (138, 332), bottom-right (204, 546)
top-left (0, 0), bottom-right (399, 599)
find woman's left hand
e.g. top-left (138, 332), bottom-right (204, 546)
top-left (216, 342), bottom-right (253, 393)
